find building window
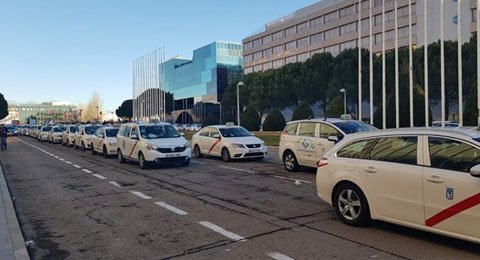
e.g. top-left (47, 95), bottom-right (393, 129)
top-left (398, 5), bottom-right (416, 20)
top-left (297, 37), bottom-right (309, 48)
top-left (254, 51), bottom-right (263, 60)
top-left (254, 64), bottom-right (263, 72)
top-left (245, 54), bottom-right (253, 63)
top-left (473, 9), bottom-right (477, 22)
top-left (285, 26), bottom-right (296, 37)
top-left (263, 35), bottom-right (272, 44)
top-left (272, 45), bottom-right (283, 55)
top-left (244, 67), bottom-right (253, 74)
top-left (324, 28), bottom-right (339, 40)
top-left (285, 41), bottom-right (296, 51)
top-left (374, 14), bottom-right (382, 26)
top-left (263, 48), bottom-right (272, 59)
top-left (340, 40), bottom-right (356, 52)
top-left (297, 52), bottom-right (310, 63)
top-left (311, 49), bottom-right (324, 56)
top-left (286, 56), bottom-right (297, 64)
top-left (244, 42), bottom-right (253, 51)
top-left (385, 30), bottom-right (394, 42)
top-left (272, 31), bottom-right (283, 41)
top-left (375, 33), bottom-right (382, 44)
top-left (385, 10), bottom-right (394, 23)
top-left (273, 59), bottom-right (283, 68)
top-left (324, 11), bottom-right (338, 23)
top-left (398, 25), bottom-right (416, 39)
top-left (340, 22), bottom-right (356, 35)
top-left (263, 62), bottom-right (273, 70)
top-left (310, 17), bottom-right (323, 28)
top-left (311, 32), bottom-right (323, 44)
top-left (361, 36), bottom-right (369, 48)
top-left (297, 22), bottom-right (309, 33)
top-left (340, 5), bottom-right (355, 19)
top-left (361, 0), bottom-right (369, 11)
top-left (325, 45), bottom-right (339, 56)
top-left (374, 0), bottom-right (382, 7)
top-left (253, 38), bottom-right (262, 48)
top-left (361, 18), bottom-right (369, 30)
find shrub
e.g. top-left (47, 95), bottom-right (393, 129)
top-left (262, 109), bottom-right (286, 131)
top-left (326, 96), bottom-right (349, 118)
top-left (291, 100), bottom-right (313, 121)
top-left (241, 106), bottom-right (261, 131)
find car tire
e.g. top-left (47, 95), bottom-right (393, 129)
top-left (138, 153), bottom-right (149, 169)
top-left (117, 150), bottom-right (125, 164)
top-left (103, 145), bottom-right (108, 158)
top-left (333, 183), bottom-right (371, 227)
top-left (283, 151), bottom-right (299, 172)
top-left (74, 142), bottom-right (78, 149)
top-left (221, 148), bottom-right (231, 162)
top-left (91, 143), bottom-right (97, 155)
top-left (181, 158), bottom-right (191, 166)
top-left (194, 145), bottom-right (203, 158)
top-left (81, 142), bottom-right (85, 151)
top-left (62, 140), bottom-right (65, 146)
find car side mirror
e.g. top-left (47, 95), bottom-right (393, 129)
top-left (130, 135), bottom-right (138, 140)
top-left (180, 132), bottom-right (185, 136)
top-left (470, 164), bottom-right (480, 177)
top-left (212, 133), bottom-right (220, 139)
top-left (327, 135), bottom-right (339, 143)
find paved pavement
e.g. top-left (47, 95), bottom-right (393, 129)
top-left (1, 136), bottom-right (480, 259)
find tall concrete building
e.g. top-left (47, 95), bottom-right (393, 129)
top-left (242, 0), bottom-right (477, 74)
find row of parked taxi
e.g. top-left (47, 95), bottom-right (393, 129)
top-left (17, 119), bottom-right (480, 243)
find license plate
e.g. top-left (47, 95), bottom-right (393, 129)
top-left (249, 149), bottom-right (262, 153)
top-left (166, 153), bottom-right (181, 158)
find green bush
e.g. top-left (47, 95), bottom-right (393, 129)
top-left (222, 112), bottom-right (237, 125)
top-left (262, 109), bottom-right (286, 131)
top-left (291, 100), bottom-right (313, 121)
top-left (203, 113), bottom-right (219, 126)
top-left (326, 96), bottom-right (349, 118)
top-left (241, 106), bottom-right (261, 131)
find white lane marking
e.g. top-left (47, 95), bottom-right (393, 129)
top-left (155, 202), bottom-right (188, 215)
top-left (92, 174), bottom-right (107, 180)
top-left (269, 175), bottom-right (312, 184)
top-left (191, 160), bottom-right (206, 165)
top-left (198, 221), bottom-right (246, 241)
top-left (129, 191), bottom-right (152, 200)
top-left (65, 161), bottom-right (72, 164)
top-left (218, 166), bottom-right (255, 174)
top-left (82, 169), bottom-right (93, 174)
top-left (53, 156), bottom-right (59, 159)
top-left (72, 164), bottom-right (81, 169)
top-left (59, 158), bottom-right (65, 161)
top-left (267, 252), bottom-right (295, 260)
top-left (108, 181), bottom-right (122, 188)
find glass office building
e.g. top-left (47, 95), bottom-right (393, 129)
top-left (162, 41), bottom-right (243, 123)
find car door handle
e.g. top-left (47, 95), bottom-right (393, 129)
top-left (426, 175), bottom-right (445, 184)
top-left (364, 166), bottom-right (377, 173)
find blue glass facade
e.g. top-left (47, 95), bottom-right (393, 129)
top-left (161, 41), bottom-right (243, 123)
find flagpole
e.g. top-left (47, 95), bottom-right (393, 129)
top-left (441, 0), bottom-right (445, 127)
top-left (395, 0), bottom-right (399, 128)
top-left (458, 0), bottom-right (463, 126)
top-left (477, 0), bottom-right (480, 128)
top-left (382, 0), bottom-right (386, 129)
top-left (358, 0), bottom-right (362, 121)
top-left (409, 0), bottom-right (414, 127)
top-left (424, 0), bottom-right (429, 127)
top-left (369, 0), bottom-right (373, 125)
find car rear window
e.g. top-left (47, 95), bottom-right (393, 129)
top-left (284, 123), bottom-right (298, 135)
top-left (337, 140), bottom-right (371, 159)
top-left (332, 121), bottom-right (376, 134)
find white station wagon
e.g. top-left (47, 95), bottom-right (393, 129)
top-left (316, 128), bottom-right (480, 243)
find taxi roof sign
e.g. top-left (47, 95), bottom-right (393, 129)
top-left (225, 122), bottom-right (235, 127)
top-left (340, 114), bottom-right (352, 120)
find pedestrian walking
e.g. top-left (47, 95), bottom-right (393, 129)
top-left (0, 124), bottom-right (8, 151)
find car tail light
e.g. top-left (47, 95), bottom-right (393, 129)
top-left (280, 131), bottom-right (286, 136)
top-left (317, 158), bottom-right (328, 168)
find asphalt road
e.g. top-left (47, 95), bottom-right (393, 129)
top-left (0, 136), bottom-right (479, 259)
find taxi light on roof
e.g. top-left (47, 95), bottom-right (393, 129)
top-left (225, 122), bottom-right (235, 127)
top-left (340, 114), bottom-right (352, 121)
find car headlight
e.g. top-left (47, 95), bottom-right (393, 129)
top-left (184, 141), bottom-right (190, 148)
top-left (146, 144), bottom-right (158, 150)
top-left (261, 142), bottom-right (266, 147)
top-left (231, 143), bottom-right (245, 149)
top-left (109, 142), bottom-right (117, 147)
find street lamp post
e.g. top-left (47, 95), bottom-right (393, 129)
top-left (96, 106), bottom-right (99, 122)
top-left (340, 88), bottom-right (346, 115)
top-left (237, 81), bottom-right (244, 126)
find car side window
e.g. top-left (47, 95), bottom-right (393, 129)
top-left (200, 127), bottom-right (210, 137)
top-left (130, 127), bottom-right (138, 138)
top-left (284, 123), bottom-right (298, 135)
top-left (337, 139), bottom-right (373, 159)
top-left (298, 123), bottom-right (316, 137)
top-left (124, 127), bottom-right (131, 137)
top-left (319, 123), bottom-right (340, 138)
top-left (429, 137), bottom-right (480, 173)
top-left (369, 136), bottom-right (418, 165)
top-left (209, 128), bottom-right (220, 138)
top-left (94, 129), bottom-right (101, 136)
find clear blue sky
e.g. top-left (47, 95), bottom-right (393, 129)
top-left (0, 0), bottom-right (317, 111)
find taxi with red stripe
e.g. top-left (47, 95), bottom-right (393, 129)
top-left (316, 127), bottom-right (480, 243)
top-left (191, 124), bottom-right (267, 162)
top-left (90, 126), bottom-right (120, 157)
top-left (116, 122), bottom-right (191, 169)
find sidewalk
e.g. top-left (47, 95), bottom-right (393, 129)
top-left (0, 162), bottom-right (30, 260)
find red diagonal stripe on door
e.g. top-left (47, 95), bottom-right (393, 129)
top-left (128, 140), bottom-right (139, 157)
top-left (208, 139), bottom-right (221, 154)
top-left (425, 193), bottom-right (480, 227)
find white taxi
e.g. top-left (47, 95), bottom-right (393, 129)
top-left (90, 126), bottom-right (120, 158)
top-left (279, 119), bottom-right (375, 172)
top-left (38, 126), bottom-right (52, 141)
top-left (74, 124), bottom-right (100, 151)
top-left (63, 125), bottom-right (78, 147)
top-left (116, 122), bottom-right (191, 169)
top-left (316, 127), bottom-right (480, 243)
top-left (191, 125), bottom-right (267, 162)
top-left (48, 126), bottom-right (65, 143)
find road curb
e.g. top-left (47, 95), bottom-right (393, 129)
top-left (0, 163), bottom-right (30, 260)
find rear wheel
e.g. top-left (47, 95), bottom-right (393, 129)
top-left (333, 183), bottom-right (371, 227)
top-left (194, 145), bottom-right (203, 158)
top-left (81, 142), bottom-right (85, 151)
top-left (103, 145), bottom-right (109, 158)
top-left (117, 150), bottom-right (125, 163)
top-left (74, 141), bottom-right (78, 150)
top-left (221, 148), bottom-right (231, 162)
top-left (139, 153), bottom-right (149, 169)
top-left (91, 143), bottom-right (97, 155)
top-left (283, 151), bottom-right (299, 172)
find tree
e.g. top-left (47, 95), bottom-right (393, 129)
top-left (116, 99), bottom-right (133, 120)
top-left (222, 111), bottom-right (237, 125)
top-left (0, 93), bottom-right (7, 120)
top-left (292, 100), bottom-right (313, 121)
top-left (80, 92), bottom-right (103, 122)
top-left (241, 106), bottom-right (261, 131)
top-left (262, 109), bottom-right (286, 131)
top-left (464, 82), bottom-right (478, 126)
top-left (326, 96), bottom-right (349, 117)
top-left (203, 113), bottom-right (219, 126)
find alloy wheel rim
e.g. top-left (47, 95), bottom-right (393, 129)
top-left (338, 189), bottom-right (361, 221)
top-left (285, 154), bottom-right (294, 169)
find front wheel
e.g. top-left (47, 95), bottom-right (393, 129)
top-left (221, 148), bottom-right (231, 162)
top-left (81, 142), bottom-right (85, 151)
top-left (103, 145), bottom-right (109, 158)
top-left (91, 143), bottom-right (97, 155)
top-left (139, 153), bottom-right (149, 169)
top-left (333, 183), bottom-right (371, 227)
top-left (283, 151), bottom-right (299, 172)
top-left (117, 150), bottom-right (125, 164)
top-left (193, 145), bottom-right (203, 158)
top-left (181, 158), bottom-right (191, 166)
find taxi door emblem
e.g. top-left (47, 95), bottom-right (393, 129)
top-left (446, 187), bottom-right (454, 200)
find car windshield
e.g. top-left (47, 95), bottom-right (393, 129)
top-left (70, 127), bottom-right (78, 133)
top-left (53, 128), bottom-right (63, 132)
top-left (85, 126), bottom-right (99, 135)
top-left (105, 129), bottom-right (119, 137)
top-left (139, 125), bottom-right (180, 139)
top-left (219, 127), bottom-right (252, 138)
top-left (42, 127), bottom-right (52, 132)
top-left (333, 121), bottom-right (376, 134)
